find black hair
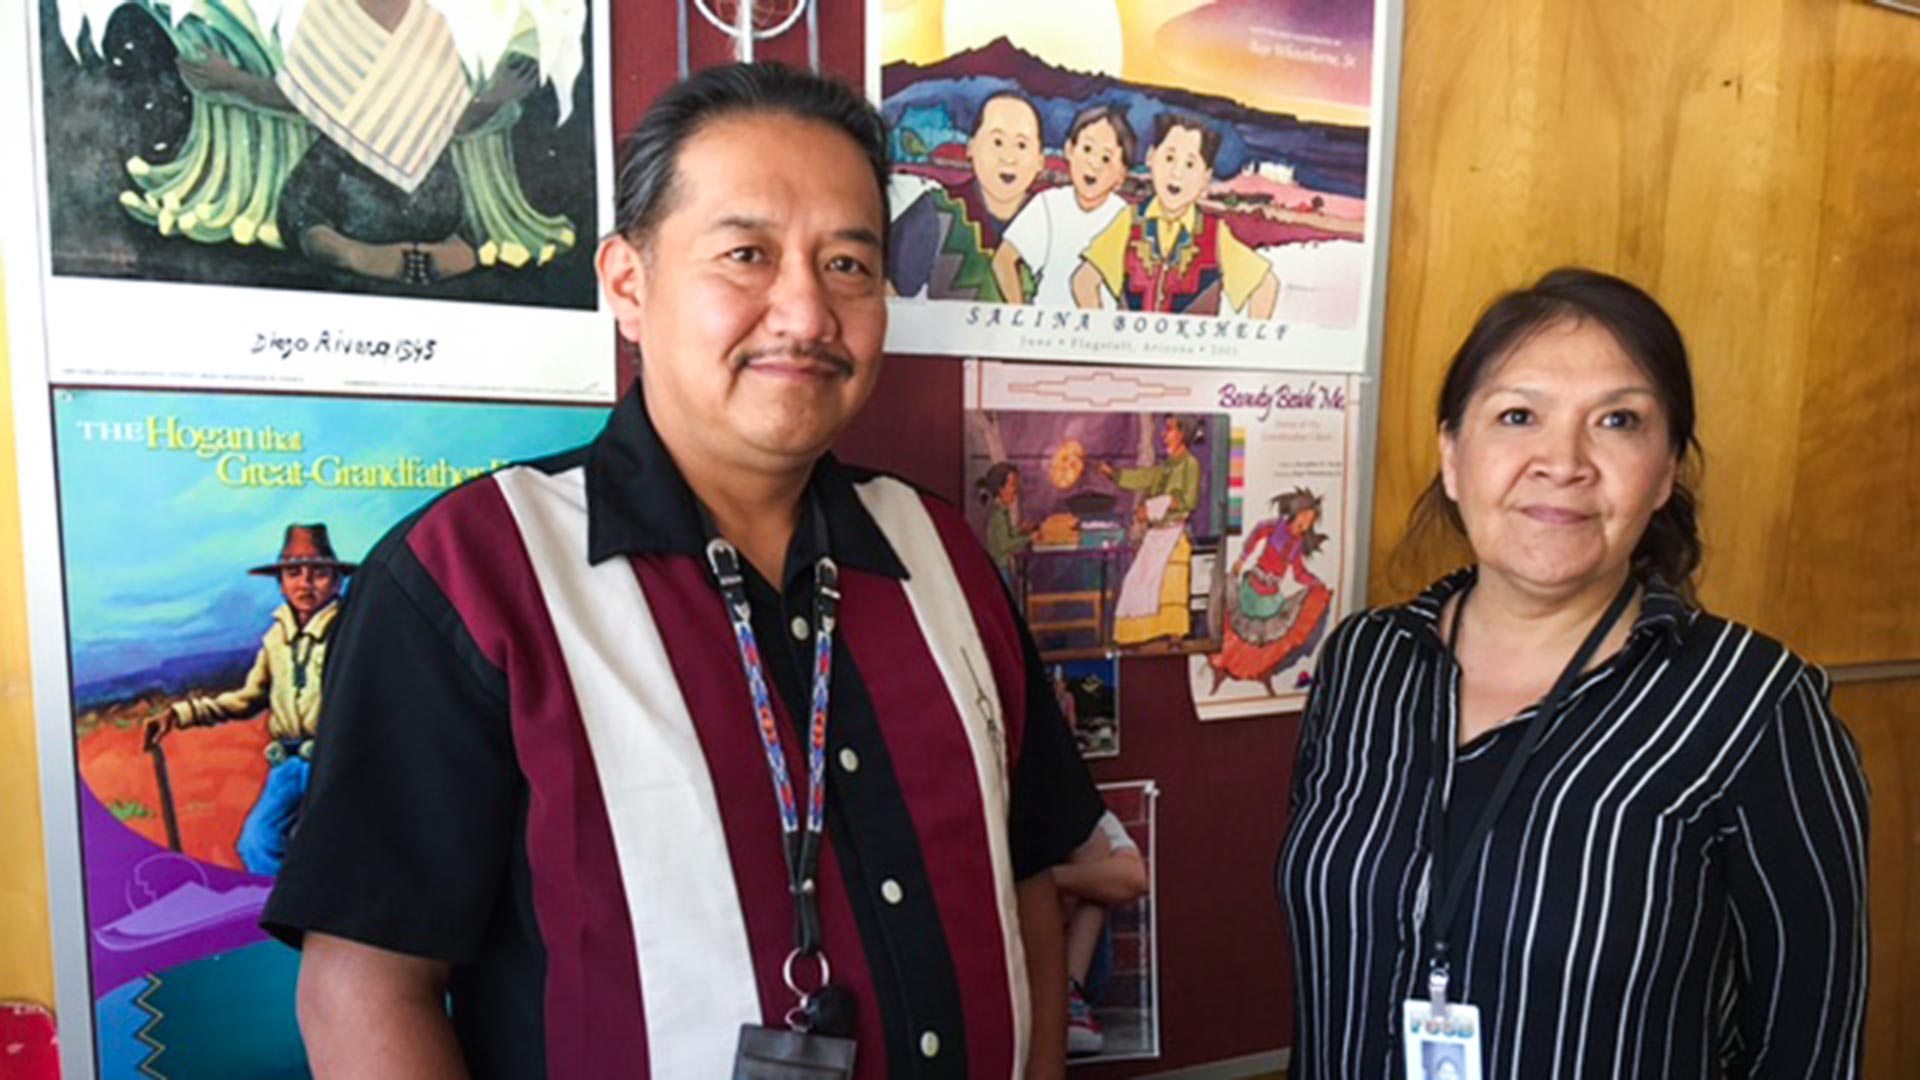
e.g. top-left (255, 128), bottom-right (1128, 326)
top-left (1164, 414), bottom-right (1206, 449)
top-left (1270, 487), bottom-right (1328, 560)
top-left (975, 461), bottom-right (1020, 503)
top-left (1066, 104), bottom-right (1138, 167)
top-left (970, 90), bottom-right (1041, 137)
top-left (1151, 113), bottom-right (1222, 170)
top-left (1402, 266), bottom-right (1703, 599)
top-left (612, 62), bottom-right (889, 245)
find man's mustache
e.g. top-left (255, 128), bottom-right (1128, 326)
top-left (733, 345), bottom-right (855, 375)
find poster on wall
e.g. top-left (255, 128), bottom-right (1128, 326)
top-left (1190, 372), bottom-right (1359, 720)
top-left (868, 0), bottom-right (1390, 370)
top-left (965, 359), bottom-right (1359, 717)
top-left (29, 0), bottom-right (615, 402)
top-left (964, 368), bottom-right (1232, 660)
top-left (1064, 779), bottom-right (1160, 1064)
top-left (50, 387), bottom-right (606, 1077)
top-left (1048, 655), bottom-right (1119, 759)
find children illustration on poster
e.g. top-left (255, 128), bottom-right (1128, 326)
top-left (999, 104), bottom-right (1134, 309)
top-left (889, 89), bottom-right (1046, 302)
top-left (53, 388), bottom-right (606, 1077)
top-left (873, 0), bottom-right (1386, 368)
top-left (1071, 112), bottom-right (1280, 319)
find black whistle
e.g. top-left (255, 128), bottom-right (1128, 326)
top-left (800, 985), bottom-right (858, 1039)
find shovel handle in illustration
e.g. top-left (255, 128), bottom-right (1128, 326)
top-left (145, 735), bottom-right (184, 853)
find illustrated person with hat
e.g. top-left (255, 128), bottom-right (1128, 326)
top-left (146, 523), bottom-right (356, 876)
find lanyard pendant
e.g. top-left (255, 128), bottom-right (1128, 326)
top-left (798, 985), bottom-right (857, 1039)
top-left (783, 948), bottom-right (857, 1038)
top-left (1428, 962), bottom-right (1451, 1021)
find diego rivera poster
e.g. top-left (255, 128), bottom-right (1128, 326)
top-left (30, 0), bottom-right (615, 400)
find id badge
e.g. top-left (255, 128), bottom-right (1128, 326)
top-left (733, 1024), bottom-right (857, 1080)
top-left (1401, 999), bottom-right (1483, 1080)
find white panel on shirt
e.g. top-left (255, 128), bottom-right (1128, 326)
top-left (852, 476), bottom-right (1031, 1079)
top-left (493, 465), bottom-right (760, 1078)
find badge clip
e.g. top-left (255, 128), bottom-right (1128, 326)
top-left (1428, 963), bottom-right (1451, 1022)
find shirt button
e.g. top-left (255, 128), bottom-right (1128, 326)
top-left (789, 616), bottom-right (810, 641)
top-left (838, 747), bottom-right (860, 773)
top-left (919, 1030), bottom-right (940, 1058)
top-left (880, 879), bottom-right (904, 905)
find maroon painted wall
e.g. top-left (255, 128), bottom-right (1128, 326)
top-left (606, 5), bottom-right (1301, 1073)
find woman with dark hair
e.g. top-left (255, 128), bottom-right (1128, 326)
top-left (1207, 487), bottom-right (1333, 694)
top-left (1278, 268), bottom-right (1868, 1079)
top-left (975, 460), bottom-right (1035, 580)
top-left (1101, 415), bottom-right (1204, 645)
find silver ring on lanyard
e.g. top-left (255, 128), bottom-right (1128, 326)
top-left (782, 947), bottom-right (832, 1028)
top-left (783, 946), bottom-right (831, 998)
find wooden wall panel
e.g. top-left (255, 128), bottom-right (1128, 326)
top-left (1370, 0), bottom-right (1919, 668)
top-left (1836, 678), bottom-right (1920, 1080)
top-left (0, 258), bottom-right (54, 1007)
top-left (1777, 7), bottom-right (1920, 661)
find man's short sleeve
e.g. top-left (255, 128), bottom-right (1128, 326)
top-left (1000, 192), bottom-right (1050, 270)
top-left (262, 524), bottom-right (519, 963)
top-left (1079, 207), bottom-right (1134, 300)
top-left (1006, 618), bottom-right (1104, 880)
top-left (887, 191), bottom-right (943, 298)
top-left (1215, 217), bottom-right (1273, 313)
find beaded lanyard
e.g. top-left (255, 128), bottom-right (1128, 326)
top-left (704, 536), bottom-right (847, 1031)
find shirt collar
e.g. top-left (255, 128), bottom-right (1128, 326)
top-left (583, 383), bottom-right (907, 580)
top-left (954, 178), bottom-right (1015, 248)
top-left (1381, 566), bottom-right (1691, 652)
top-left (273, 599), bottom-right (341, 639)
top-left (1143, 198), bottom-right (1200, 236)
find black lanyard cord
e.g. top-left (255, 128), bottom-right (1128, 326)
top-left (700, 502), bottom-right (837, 957)
top-left (1424, 574), bottom-right (1638, 1004)
top-left (700, 502), bottom-right (862, 1037)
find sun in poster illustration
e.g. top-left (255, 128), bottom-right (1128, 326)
top-left (1205, 485), bottom-right (1333, 695)
top-left (42, 0), bottom-right (597, 307)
